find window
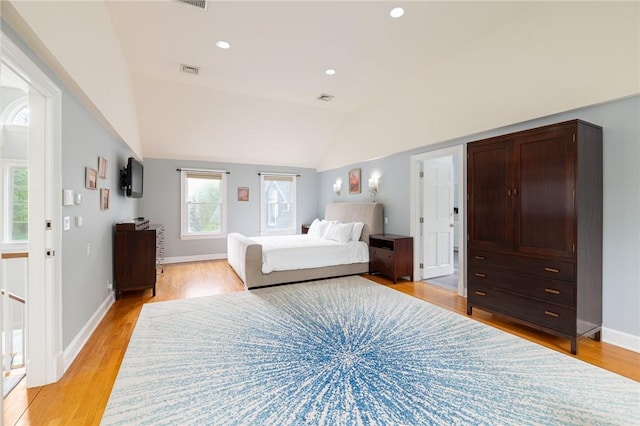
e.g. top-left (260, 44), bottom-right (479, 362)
top-left (260, 173), bottom-right (297, 235)
top-left (11, 106), bottom-right (29, 126)
top-left (180, 170), bottom-right (227, 239)
top-left (1, 97), bottom-right (29, 126)
top-left (3, 162), bottom-right (28, 243)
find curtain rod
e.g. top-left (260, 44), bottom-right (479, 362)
top-left (257, 172), bottom-right (300, 177)
top-left (176, 168), bottom-right (230, 174)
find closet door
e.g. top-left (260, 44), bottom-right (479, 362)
top-left (467, 138), bottom-right (513, 252)
top-left (513, 125), bottom-right (576, 259)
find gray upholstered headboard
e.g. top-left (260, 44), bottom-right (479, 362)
top-left (324, 203), bottom-right (383, 244)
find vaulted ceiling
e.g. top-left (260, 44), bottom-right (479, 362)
top-left (5, 1), bottom-right (639, 171)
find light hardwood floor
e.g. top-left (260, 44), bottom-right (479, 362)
top-left (4, 260), bottom-right (639, 425)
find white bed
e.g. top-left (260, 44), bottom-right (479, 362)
top-left (250, 234), bottom-right (369, 274)
top-left (227, 203), bottom-right (384, 289)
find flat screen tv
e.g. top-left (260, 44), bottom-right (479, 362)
top-left (120, 157), bottom-right (143, 198)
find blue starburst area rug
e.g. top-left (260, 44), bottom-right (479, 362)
top-left (102, 276), bottom-right (639, 425)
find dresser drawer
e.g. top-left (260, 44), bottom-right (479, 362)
top-left (370, 259), bottom-right (393, 275)
top-left (468, 285), bottom-right (576, 334)
top-left (468, 265), bottom-right (575, 306)
top-left (370, 247), bottom-right (393, 262)
top-left (469, 249), bottom-right (575, 282)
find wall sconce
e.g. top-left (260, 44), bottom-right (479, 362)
top-left (333, 180), bottom-right (342, 196)
top-left (368, 177), bottom-right (379, 203)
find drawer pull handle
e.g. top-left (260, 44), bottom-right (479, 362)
top-left (474, 255), bottom-right (486, 260)
top-left (474, 291), bottom-right (486, 296)
top-left (544, 267), bottom-right (560, 273)
top-left (544, 288), bottom-right (560, 295)
top-left (474, 273), bottom-right (486, 278)
top-left (544, 310), bottom-right (560, 318)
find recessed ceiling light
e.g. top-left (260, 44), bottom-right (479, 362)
top-left (325, 69), bottom-right (336, 76)
top-left (216, 40), bottom-right (231, 49)
top-left (390, 7), bottom-right (405, 18)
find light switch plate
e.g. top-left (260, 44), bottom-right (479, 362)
top-left (63, 189), bottom-right (74, 206)
top-left (75, 193), bottom-right (83, 204)
top-left (63, 216), bottom-right (70, 230)
top-left (75, 216), bottom-right (83, 227)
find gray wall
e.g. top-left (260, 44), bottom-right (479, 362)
top-left (60, 91), bottom-right (139, 348)
top-left (319, 154), bottom-right (409, 235)
top-left (139, 158), bottom-right (318, 259)
top-left (319, 95), bottom-right (640, 339)
top-left (2, 22), bottom-right (139, 349)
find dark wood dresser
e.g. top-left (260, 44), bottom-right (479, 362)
top-left (114, 220), bottom-right (164, 300)
top-left (369, 234), bottom-right (413, 283)
top-left (466, 119), bottom-right (603, 354)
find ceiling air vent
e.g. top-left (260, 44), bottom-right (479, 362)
top-left (180, 64), bottom-right (200, 75)
top-left (317, 93), bottom-right (334, 102)
top-left (175, 0), bottom-right (208, 10)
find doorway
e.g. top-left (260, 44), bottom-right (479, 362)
top-left (410, 145), bottom-right (465, 296)
top-left (1, 62), bottom-right (29, 398)
top-left (1, 34), bottom-right (63, 400)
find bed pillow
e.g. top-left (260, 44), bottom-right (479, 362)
top-left (324, 221), bottom-right (354, 243)
top-left (351, 222), bottom-right (365, 242)
top-left (306, 218), bottom-right (323, 237)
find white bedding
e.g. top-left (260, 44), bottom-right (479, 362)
top-left (248, 234), bottom-right (369, 274)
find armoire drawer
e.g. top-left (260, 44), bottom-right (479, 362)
top-left (468, 265), bottom-right (575, 306)
top-left (468, 285), bottom-right (576, 334)
top-left (469, 249), bottom-right (575, 282)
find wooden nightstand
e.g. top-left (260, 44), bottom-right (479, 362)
top-left (369, 234), bottom-right (413, 283)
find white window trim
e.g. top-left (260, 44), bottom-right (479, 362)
top-left (2, 159), bottom-right (28, 244)
top-left (180, 170), bottom-right (227, 240)
top-left (2, 124), bottom-right (28, 133)
top-left (260, 173), bottom-right (297, 236)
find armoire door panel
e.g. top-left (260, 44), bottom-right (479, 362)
top-left (514, 129), bottom-right (575, 258)
top-left (467, 140), bottom-right (513, 250)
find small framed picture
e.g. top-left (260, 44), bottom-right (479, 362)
top-left (85, 167), bottom-right (98, 190)
top-left (98, 156), bottom-right (108, 179)
top-left (349, 168), bottom-right (361, 194)
top-left (100, 188), bottom-right (110, 210)
top-left (238, 187), bottom-right (249, 202)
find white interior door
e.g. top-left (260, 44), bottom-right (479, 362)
top-left (422, 158), bottom-right (454, 279)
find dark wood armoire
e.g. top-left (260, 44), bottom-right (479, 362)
top-left (466, 119), bottom-right (602, 354)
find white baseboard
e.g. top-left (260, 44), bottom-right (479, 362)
top-left (162, 253), bottom-right (227, 264)
top-left (62, 292), bottom-right (115, 373)
top-left (602, 327), bottom-right (640, 353)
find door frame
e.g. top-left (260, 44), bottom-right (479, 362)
top-left (410, 144), bottom-right (466, 296)
top-left (2, 35), bottom-right (63, 386)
